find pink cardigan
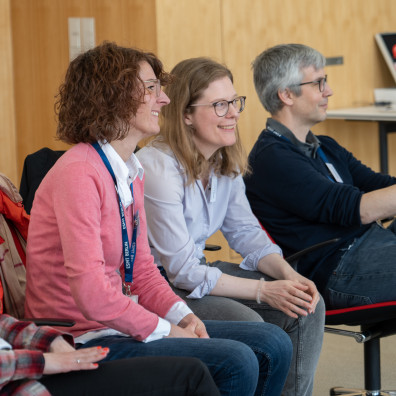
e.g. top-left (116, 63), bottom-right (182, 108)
top-left (25, 143), bottom-right (184, 341)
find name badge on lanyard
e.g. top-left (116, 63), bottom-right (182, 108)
top-left (92, 142), bottom-right (139, 303)
top-left (317, 148), bottom-right (344, 183)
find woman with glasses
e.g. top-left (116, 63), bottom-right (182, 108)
top-left (24, 43), bottom-right (293, 396)
top-left (137, 57), bottom-right (325, 396)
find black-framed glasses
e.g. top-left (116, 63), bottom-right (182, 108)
top-left (294, 75), bottom-right (327, 92)
top-left (143, 79), bottom-right (161, 97)
top-left (189, 96), bottom-right (246, 117)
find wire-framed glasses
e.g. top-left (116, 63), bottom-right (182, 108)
top-left (189, 96), bottom-right (246, 117)
top-left (143, 79), bottom-right (161, 97)
top-left (294, 75), bottom-right (327, 92)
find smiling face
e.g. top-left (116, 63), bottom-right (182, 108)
top-left (291, 66), bottom-right (333, 128)
top-left (184, 76), bottom-right (240, 159)
top-left (130, 61), bottom-right (170, 141)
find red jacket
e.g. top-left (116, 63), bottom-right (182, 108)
top-left (0, 176), bottom-right (30, 316)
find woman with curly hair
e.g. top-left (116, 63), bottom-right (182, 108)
top-left (24, 42), bottom-right (292, 396)
top-left (136, 57), bottom-right (325, 396)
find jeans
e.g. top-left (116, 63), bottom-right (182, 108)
top-left (79, 320), bottom-right (292, 396)
top-left (325, 220), bottom-right (396, 309)
top-left (173, 261), bottom-right (325, 396)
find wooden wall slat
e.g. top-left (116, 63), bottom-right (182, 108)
top-left (0, 0), bottom-right (18, 185)
top-left (155, 0), bottom-right (222, 72)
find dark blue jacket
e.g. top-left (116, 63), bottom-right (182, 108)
top-left (244, 126), bottom-right (396, 290)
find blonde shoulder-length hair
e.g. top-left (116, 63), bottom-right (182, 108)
top-left (156, 57), bottom-right (249, 185)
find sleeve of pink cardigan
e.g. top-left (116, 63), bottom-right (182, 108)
top-left (53, 161), bottom-right (184, 341)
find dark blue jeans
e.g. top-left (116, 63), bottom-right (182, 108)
top-left (325, 220), bottom-right (396, 309)
top-left (79, 320), bottom-right (292, 396)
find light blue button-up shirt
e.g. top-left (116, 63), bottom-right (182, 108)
top-left (137, 143), bottom-right (282, 299)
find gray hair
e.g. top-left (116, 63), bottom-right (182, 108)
top-left (252, 44), bottom-right (326, 114)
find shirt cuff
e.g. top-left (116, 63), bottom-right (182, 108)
top-left (13, 350), bottom-right (45, 378)
top-left (142, 317), bottom-right (171, 343)
top-left (141, 302), bottom-right (193, 343)
top-left (186, 267), bottom-right (223, 299)
top-left (165, 301), bottom-right (193, 324)
top-left (240, 245), bottom-right (283, 271)
top-left (0, 338), bottom-right (12, 350)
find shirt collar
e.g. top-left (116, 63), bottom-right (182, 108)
top-left (266, 118), bottom-right (321, 158)
top-left (99, 141), bottom-right (144, 183)
top-left (98, 141), bottom-right (144, 208)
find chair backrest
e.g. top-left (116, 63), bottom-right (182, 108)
top-left (0, 173), bottom-right (30, 318)
top-left (19, 148), bottom-right (66, 214)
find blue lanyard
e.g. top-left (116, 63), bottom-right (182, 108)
top-left (92, 142), bottom-right (138, 291)
top-left (266, 126), bottom-right (343, 183)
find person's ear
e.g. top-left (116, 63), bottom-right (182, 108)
top-left (278, 88), bottom-right (294, 106)
top-left (184, 111), bottom-right (193, 126)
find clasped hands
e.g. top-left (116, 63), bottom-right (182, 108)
top-left (167, 313), bottom-right (209, 339)
top-left (258, 277), bottom-right (320, 319)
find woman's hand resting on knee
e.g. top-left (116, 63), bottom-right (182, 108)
top-left (43, 343), bottom-right (109, 375)
top-left (167, 313), bottom-right (210, 338)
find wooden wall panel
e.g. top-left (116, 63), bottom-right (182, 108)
top-left (10, 0), bottom-right (157, 184)
top-left (4, 0), bottom-right (396, 260)
top-left (155, 0), bottom-right (222, 72)
top-left (155, 0), bottom-right (396, 263)
top-left (0, 0), bottom-right (18, 184)
top-left (222, 0), bottom-right (396, 173)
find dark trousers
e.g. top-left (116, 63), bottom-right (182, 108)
top-left (40, 356), bottom-right (220, 396)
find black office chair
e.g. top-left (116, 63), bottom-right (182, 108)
top-left (19, 147), bottom-right (66, 214)
top-left (324, 303), bottom-right (396, 396)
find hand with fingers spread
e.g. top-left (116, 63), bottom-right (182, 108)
top-left (43, 346), bottom-right (109, 375)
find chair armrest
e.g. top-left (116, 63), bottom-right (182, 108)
top-left (285, 238), bottom-right (340, 264)
top-left (204, 244), bottom-right (222, 251)
top-left (23, 318), bottom-right (75, 327)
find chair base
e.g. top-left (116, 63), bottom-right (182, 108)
top-left (330, 387), bottom-right (396, 396)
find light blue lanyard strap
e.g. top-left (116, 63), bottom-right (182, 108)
top-left (316, 147), bottom-right (330, 164)
top-left (92, 142), bottom-right (137, 286)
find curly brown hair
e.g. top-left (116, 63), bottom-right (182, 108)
top-left (55, 42), bottom-right (171, 144)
